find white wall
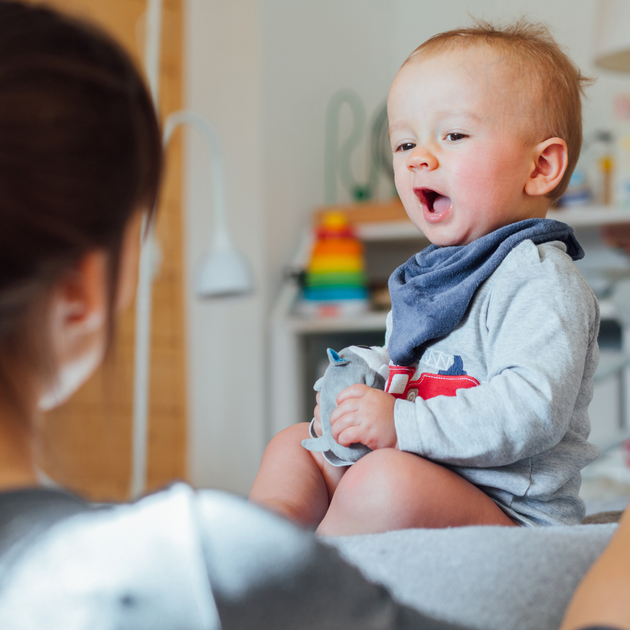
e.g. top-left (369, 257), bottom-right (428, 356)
top-left (260, 0), bottom-right (394, 299)
top-left (183, 0), bottom-right (266, 495)
top-left (184, 0), bottom-right (630, 495)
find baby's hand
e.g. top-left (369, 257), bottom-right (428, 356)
top-left (329, 385), bottom-right (396, 450)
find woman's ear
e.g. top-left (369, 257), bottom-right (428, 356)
top-left (40, 214), bottom-right (143, 411)
top-left (39, 251), bottom-right (109, 410)
top-left (53, 251), bottom-right (108, 336)
top-left (525, 137), bottom-right (568, 198)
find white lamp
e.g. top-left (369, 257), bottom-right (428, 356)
top-left (163, 110), bottom-right (253, 299)
top-left (595, 0), bottom-right (630, 71)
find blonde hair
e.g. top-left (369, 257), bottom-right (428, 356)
top-left (403, 19), bottom-right (593, 202)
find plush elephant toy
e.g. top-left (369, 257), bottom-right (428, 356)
top-left (301, 346), bottom-right (389, 467)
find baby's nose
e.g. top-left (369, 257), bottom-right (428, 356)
top-left (407, 146), bottom-right (438, 171)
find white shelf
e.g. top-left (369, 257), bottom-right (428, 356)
top-left (548, 206), bottom-right (630, 227)
top-left (283, 212), bottom-right (630, 334)
top-left (357, 221), bottom-right (422, 241)
top-left (286, 310), bottom-right (388, 333)
top-left (286, 297), bottom-right (618, 335)
top-left (356, 205), bottom-right (630, 242)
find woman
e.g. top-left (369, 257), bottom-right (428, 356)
top-left (0, 2), bottom-right (459, 628)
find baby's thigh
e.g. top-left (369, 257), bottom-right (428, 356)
top-left (325, 449), bottom-right (430, 525)
top-left (320, 449), bottom-right (514, 534)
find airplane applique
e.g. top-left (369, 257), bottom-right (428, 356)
top-left (385, 355), bottom-right (480, 402)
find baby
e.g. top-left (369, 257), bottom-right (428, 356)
top-left (250, 20), bottom-right (600, 534)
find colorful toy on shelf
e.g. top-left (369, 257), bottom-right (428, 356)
top-left (297, 212), bottom-right (369, 317)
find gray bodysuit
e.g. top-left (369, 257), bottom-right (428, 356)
top-left (311, 240), bottom-right (600, 526)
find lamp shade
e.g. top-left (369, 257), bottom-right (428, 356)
top-left (196, 247), bottom-right (253, 298)
top-left (195, 222), bottom-right (253, 298)
top-left (595, 0), bottom-right (630, 72)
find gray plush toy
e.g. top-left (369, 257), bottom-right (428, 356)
top-left (301, 346), bottom-right (389, 467)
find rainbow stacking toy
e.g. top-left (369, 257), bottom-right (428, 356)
top-left (298, 212), bottom-right (369, 316)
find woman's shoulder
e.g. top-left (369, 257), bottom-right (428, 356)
top-left (0, 483), bottom-right (220, 629)
top-left (0, 486), bottom-right (88, 519)
top-left (0, 486), bottom-right (89, 556)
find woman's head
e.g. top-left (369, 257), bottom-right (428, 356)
top-left (0, 1), bottom-right (162, 409)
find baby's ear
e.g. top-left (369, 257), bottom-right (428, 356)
top-left (525, 138), bottom-right (568, 197)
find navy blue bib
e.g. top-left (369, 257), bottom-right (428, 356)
top-left (387, 219), bottom-right (584, 366)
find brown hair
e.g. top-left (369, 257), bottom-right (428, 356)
top-left (0, 1), bottom-right (162, 400)
top-left (403, 19), bottom-right (593, 202)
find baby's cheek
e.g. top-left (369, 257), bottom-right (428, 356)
top-left (456, 153), bottom-right (518, 205)
top-left (394, 168), bottom-right (412, 202)
top-left (452, 162), bottom-right (495, 200)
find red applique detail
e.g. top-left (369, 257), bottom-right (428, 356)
top-left (385, 366), bottom-right (480, 402)
top-left (414, 373), bottom-right (480, 400)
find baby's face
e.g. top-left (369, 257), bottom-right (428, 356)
top-left (388, 46), bottom-right (544, 247)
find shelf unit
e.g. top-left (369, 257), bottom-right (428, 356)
top-left (358, 205), bottom-right (630, 240)
top-left (269, 202), bottom-right (630, 439)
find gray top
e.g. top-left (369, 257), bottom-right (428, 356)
top-left (387, 240), bottom-right (601, 526)
top-left (0, 484), bottom-right (459, 630)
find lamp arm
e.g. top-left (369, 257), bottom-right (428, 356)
top-left (144, 0), bottom-right (162, 109)
top-left (163, 110), bottom-right (233, 249)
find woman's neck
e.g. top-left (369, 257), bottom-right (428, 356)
top-left (0, 404), bottom-right (38, 491)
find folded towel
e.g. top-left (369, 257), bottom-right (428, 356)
top-left (387, 219), bottom-right (584, 366)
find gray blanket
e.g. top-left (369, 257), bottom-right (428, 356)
top-left (327, 523), bottom-right (617, 630)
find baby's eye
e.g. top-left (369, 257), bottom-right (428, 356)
top-left (445, 132), bottom-right (467, 142)
top-left (394, 142), bottom-right (416, 153)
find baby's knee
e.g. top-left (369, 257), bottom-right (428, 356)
top-left (336, 449), bottom-right (425, 511)
top-left (317, 449), bottom-right (436, 534)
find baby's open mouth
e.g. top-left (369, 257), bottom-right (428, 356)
top-left (416, 188), bottom-right (451, 213)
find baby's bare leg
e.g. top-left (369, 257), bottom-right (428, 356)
top-left (249, 423), bottom-right (348, 528)
top-left (316, 448), bottom-right (516, 536)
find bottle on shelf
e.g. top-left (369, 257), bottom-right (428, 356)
top-left (587, 130), bottom-right (614, 206)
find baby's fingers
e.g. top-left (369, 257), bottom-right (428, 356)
top-left (330, 411), bottom-right (360, 441)
top-left (336, 383), bottom-right (372, 405)
top-left (330, 396), bottom-right (359, 423)
top-left (337, 426), bottom-right (365, 447)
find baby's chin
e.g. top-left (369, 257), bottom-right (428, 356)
top-left (410, 214), bottom-right (478, 247)
top-left (424, 231), bottom-right (475, 248)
